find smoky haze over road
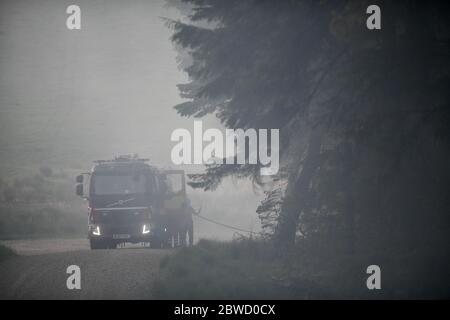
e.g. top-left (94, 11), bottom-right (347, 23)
top-left (0, 0), bottom-right (263, 241)
top-left (0, 0), bottom-right (190, 170)
top-left (0, 0), bottom-right (226, 172)
top-left (0, 239), bottom-right (169, 299)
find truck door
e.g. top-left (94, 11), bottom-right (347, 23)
top-left (161, 170), bottom-right (186, 212)
top-left (160, 170), bottom-right (194, 246)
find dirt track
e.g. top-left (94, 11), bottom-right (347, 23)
top-left (0, 239), bottom-right (169, 299)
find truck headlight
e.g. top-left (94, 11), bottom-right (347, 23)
top-left (92, 225), bottom-right (101, 236)
top-left (142, 224), bottom-right (150, 234)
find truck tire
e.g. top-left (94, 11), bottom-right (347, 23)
top-left (179, 229), bottom-right (187, 247)
top-left (188, 223), bottom-right (194, 246)
top-left (107, 241), bottom-right (117, 249)
top-left (150, 237), bottom-right (162, 249)
top-left (90, 239), bottom-right (107, 250)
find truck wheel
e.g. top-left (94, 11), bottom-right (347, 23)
top-left (107, 241), bottom-right (117, 249)
top-left (150, 237), bottom-right (162, 249)
top-left (188, 223), bottom-right (194, 246)
top-left (179, 229), bottom-right (187, 247)
top-left (90, 239), bottom-right (107, 250)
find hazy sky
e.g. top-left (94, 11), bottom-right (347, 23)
top-left (0, 0), bottom-right (263, 238)
top-left (0, 0), bottom-right (220, 171)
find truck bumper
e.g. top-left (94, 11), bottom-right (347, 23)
top-left (88, 223), bottom-right (152, 243)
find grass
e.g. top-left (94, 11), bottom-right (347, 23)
top-left (153, 238), bottom-right (450, 299)
top-left (0, 205), bottom-right (86, 239)
top-left (154, 239), bottom-right (293, 299)
top-left (0, 170), bottom-right (86, 239)
top-left (0, 244), bottom-right (16, 262)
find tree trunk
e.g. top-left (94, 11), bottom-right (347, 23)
top-left (275, 126), bottom-right (322, 249)
top-left (342, 144), bottom-right (355, 254)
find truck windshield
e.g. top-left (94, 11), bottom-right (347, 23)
top-left (92, 173), bottom-right (147, 195)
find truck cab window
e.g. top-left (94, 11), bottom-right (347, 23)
top-left (92, 173), bottom-right (147, 195)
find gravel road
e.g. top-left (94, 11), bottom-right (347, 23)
top-left (0, 239), bottom-right (170, 299)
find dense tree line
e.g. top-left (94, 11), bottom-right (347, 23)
top-left (167, 0), bottom-right (450, 255)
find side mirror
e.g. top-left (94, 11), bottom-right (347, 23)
top-left (76, 174), bottom-right (84, 183)
top-left (76, 183), bottom-right (84, 197)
